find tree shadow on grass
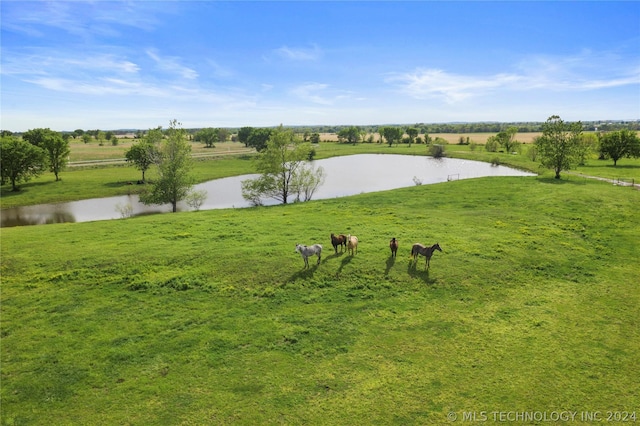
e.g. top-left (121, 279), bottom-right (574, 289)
top-left (0, 180), bottom-right (55, 199)
top-left (537, 176), bottom-right (588, 186)
top-left (407, 260), bottom-right (437, 285)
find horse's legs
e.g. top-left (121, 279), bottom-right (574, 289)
top-left (317, 253), bottom-right (321, 265)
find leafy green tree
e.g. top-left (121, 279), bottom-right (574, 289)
top-left (125, 129), bottom-right (160, 182)
top-left (576, 133), bottom-right (597, 165)
top-left (140, 120), bottom-right (197, 212)
top-left (379, 126), bottom-right (403, 147)
top-left (406, 127), bottom-right (419, 146)
top-left (337, 126), bottom-right (361, 144)
top-left (241, 126), bottom-right (323, 205)
top-left (194, 128), bottom-right (218, 148)
top-left (490, 126), bottom-right (519, 153)
top-left (82, 134), bottom-right (91, 144)
top-left (23, 128), bottom-right (70, 180)
top-left (0, 136), bottom-right (46, 191)
top-left (22, 128), bottom-right (53, 148)
top-left (309, 132), bottom-right (320, 144)
top-left (43, 132), bottom-right (70, 181)
top-left (217, 128), bottom-right (230, 143)
top-left (246, 128), bottom-right (273, 152)
top-left (598, 129), bottom-right (640, 166)
top-left (237, 127), bottom-right (254, 147)
top-left (535, 115), bottom-right (583, 179)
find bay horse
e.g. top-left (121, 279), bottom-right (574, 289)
top-left (410, 242), bottom-right (442, 270)
top-left (330, 233), bottom-right (347, 254)
top-left (347, 234), bottom-right (358, 255)
top-left (295, 243), bottom-right (322, 269)
top-left (389, 238), bottom-right (399, 258)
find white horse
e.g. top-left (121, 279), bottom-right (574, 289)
top-left (347, 234), bottom-right (358, 255)
top-left (295, 243), bottom-right (322, 269)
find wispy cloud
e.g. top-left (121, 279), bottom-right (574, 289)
top-left (289, 82), bottom-right (355, 106)
top-left (274, 44), bottom-right (322, 61)
top-left (388, 51), bottom-right (640, 103)
top-left (146, 49), bottom-right (198, 80)
top-left (1, 1), bottom-right (161, 39)
top-left (290, 83), bottom-right (333, 105)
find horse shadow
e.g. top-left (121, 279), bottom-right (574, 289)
top-left (336, 255), bottom-right (353, 275)
top-left (326, 251), bottom-right (346, 261)
top-left (384, 256), bottom-right (395, 275)
top-left (407, 261), bottom-right (437, 285)
top-left (289, 263), bottom-right (321, 280)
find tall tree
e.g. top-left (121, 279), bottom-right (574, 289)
top-left (125, 129), bottom-right (161, 183)
top-left (406, 127), bottom-right (419, 146)
top-left (140, 120), bottom-right (197, 212)
top-left (535, 115), bottom-right (583, 179)
top-left (23, 128), bottom-right (70, 181)
top-left (44, 133), bottom-right (70, 181)
top-left (337, 126), bottom-right (361, 144)
top-left (598, 129), bottom-right (640, 166)
top-left (489, 126), bottom-right (519, 153)
top-left (246, 128), bottom-right (273, 152)
top-left (194, 127), bottom-right (218, 148)
top-left (0, 136), bottom-right (46, 191)
top-left (237, 126), bottom-right (254, 147)
top-left (241, 126), bottom-right (323, 205)
top-left (379, 126), bottom-right (403, 147)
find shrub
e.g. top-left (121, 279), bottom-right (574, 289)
top-left (429, 144), bottom-right (446, 158)
top-left (485, 138), bottom-right (498, 152)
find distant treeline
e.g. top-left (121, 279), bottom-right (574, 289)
top-left (3, 120), bottom-right (638, 138)
top-left (273, 120), bottom-right (639, 135)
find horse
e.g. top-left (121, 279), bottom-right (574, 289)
top-left (410, 242), bottom-right (442, 270)
top-left (330, 233), bottom-right (347, 254)
top-left (295, 243), bottom-right (322, 269)
top-left (389, 238), bottom-right (399, 258)
top-left (347, 234), bottom-right (358, 256)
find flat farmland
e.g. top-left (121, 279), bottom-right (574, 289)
top-left (69, 140), bottom-right (251, 162)
top-left (318, 132), bottom-right (545, 144)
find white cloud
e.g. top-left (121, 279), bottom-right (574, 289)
top-left (146, 49), bottom-right (198, 80)
top-left (290, 83), bottom-right (333, 105)
top-left (386, 69), bottom-right (522, 103)
top-left (274, 44), bottom-right (322, 61)
top-left (388, 51), bottom-right (640, 103)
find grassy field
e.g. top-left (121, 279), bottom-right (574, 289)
top-left (2, 172), bottom-right (639, 424)
top-left (3, 139), bottom-right (639, 210)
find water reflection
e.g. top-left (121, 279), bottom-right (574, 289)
top-left (1, 154), bottom-right (534, 228)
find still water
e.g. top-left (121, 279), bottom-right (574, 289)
top-left (1, 154), bottom-right (535, 228)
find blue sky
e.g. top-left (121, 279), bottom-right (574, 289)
top-left (1, 1), bottom-right (639, 132)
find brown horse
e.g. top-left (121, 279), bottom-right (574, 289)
top-left (389, 238), bottom-right (399, 258)
top-left (330, 233), bottom-right (347, 253)
top-left (410, 242), bottom-right (442, 270)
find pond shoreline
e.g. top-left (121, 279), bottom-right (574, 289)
top-left (1, 154), bottom-right (535, 228)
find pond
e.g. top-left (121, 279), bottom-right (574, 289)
top-left (1, 154), bottom-right (535, 228)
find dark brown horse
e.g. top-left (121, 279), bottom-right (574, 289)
top-left (410, 242), bottom-right (442, 270)
top-left (389, 238), bottom-right (399, 258)
top-left (330, 233), bottom-right (347, 254)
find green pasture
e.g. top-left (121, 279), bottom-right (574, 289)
top-left (3, 140), bottom-right (639, 210)
top-left (2, 174), bottom-right (639, 424)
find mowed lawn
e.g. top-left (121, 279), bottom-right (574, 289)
top-left (2, 174), bottom-right (639, 424)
